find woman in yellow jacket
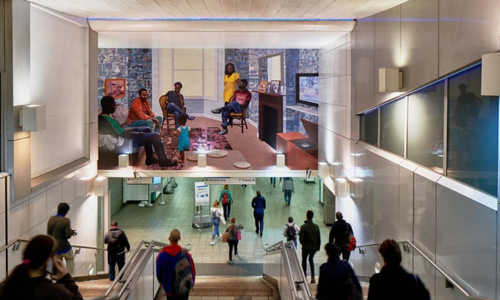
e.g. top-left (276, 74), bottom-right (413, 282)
top-left (223, 63), bottom-right (241, 105)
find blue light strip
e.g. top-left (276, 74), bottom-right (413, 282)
top-left (88, 17), bottom-right (355, 22)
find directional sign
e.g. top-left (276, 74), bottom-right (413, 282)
top-left (204, 177), bottom-right (256, 185)
top-left (194, 182), bottom-right (210, 206)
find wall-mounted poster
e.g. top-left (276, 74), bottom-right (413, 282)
top-left (105, 78), bottom-right (126, 99)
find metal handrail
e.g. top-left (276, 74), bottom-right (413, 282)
top-left (403, 240), bottom-right (493, 300)
top-left (356, 240), bottom-right (494, 300)
top-left (0, 238), bottom-right (29, 253)
top-left (263, 241), bottom-right (314, 300)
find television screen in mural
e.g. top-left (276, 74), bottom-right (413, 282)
top-left (296, 73), bottom-right (319, 107)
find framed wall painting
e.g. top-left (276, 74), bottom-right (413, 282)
top-left (270, 80), bottom-right (281, 94)
top-left (105, 78), bottom-right (126, 99)
top-left (258, 81), bottom-right (268, 92)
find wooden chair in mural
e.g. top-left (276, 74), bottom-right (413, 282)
top-left (229, 105), bottom-right (249, 134)
top-left (159, 95), bottom-right (186, 133)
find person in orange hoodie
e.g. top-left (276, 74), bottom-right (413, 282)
top-left (127, 88), bottom-right (162, 133)
top-left (156, 229), bottom-right (196, 300)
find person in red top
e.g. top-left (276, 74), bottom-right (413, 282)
top-left (127, 88), bottom-right (162, 133)
top-left (156, 229), bottom-right (196, 300)
top-left (211, 79), bottom-right (251, 135)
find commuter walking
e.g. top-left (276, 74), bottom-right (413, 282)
top-left (299, 210), bottom-right (321, 284)
top-left (104, 221), bottom-right (131, 281)
top-left (156, 229), bottom-right (196, 300)
top-left (282, 177), bottom-right (294, 206)
top-left (220, 185), bottom-right (233, 220)
top-left (270, 177), bottom-right (276, 188)
top-left (0, 235), bottom-right (83, 300)
top-left (210, 201), bottom-right (225, 246)
top-left (283, 216), bottom-right (300, 248)
top-left (329, 212), bottom-right (354, 261)
top-left (225, 217), bottom-right (244, 264)
top-left (317, 243), bottom-right (362, 300)
top-left (47, 202), bottom-right (77, 275)
top-left (251, 191), bottom-right (266, 236)
top-left (367, 239), bottom-right (430, 300)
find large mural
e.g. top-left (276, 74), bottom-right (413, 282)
top-left (97, 48), bottom-right (319, 171)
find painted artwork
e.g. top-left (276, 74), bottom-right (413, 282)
top-left (270, 80), bottom-right (281, 94)
top-left (258, 81), bottom-right (268, 92)
top-left (105, 78), bottom-right (126, 99)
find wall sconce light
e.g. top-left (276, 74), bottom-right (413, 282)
top-left (379, 68), bottom-right (403, 92)
top-left (331, 162), bottom-right (342, 178)
top-left (349, 178), bottom-right (364, 198)
top-left (335, 178), bottom-right (349, 197)
top-left (198, 154), bottom-right (207, 168)
top-left (276, 154), bottom-right (285, 168)
top-left (118, 154), bottom-right (129, 168)
top-left (19, 104), bottom-right (46, 131)
top-left (481, 53), bottom-right (500, 96)
top-left (92, 176), bottom-right (107, 197)
top-left (318, 162), bottom-right (330, 178)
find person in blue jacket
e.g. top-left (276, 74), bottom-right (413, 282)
top-left (156, 229), bottom-right (196, 300)
top-left (251, 190), bottom-right (266, 237)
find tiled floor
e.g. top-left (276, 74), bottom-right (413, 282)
top-left (113, 177), bottom-right (330, 271)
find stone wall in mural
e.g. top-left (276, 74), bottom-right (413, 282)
top-left (98, 49), bottom-right (153, 108)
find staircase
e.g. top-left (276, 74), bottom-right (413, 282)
top-left (155, 276), bottom-right (278, 300)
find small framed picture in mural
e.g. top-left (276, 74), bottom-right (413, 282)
top-left (258, 81), bottom-right (268, 92)
top-left (105, 78), bottom-right (126, 99)
top-left (270, 80), bottom-right (281, 94)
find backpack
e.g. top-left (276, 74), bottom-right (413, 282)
top-left (346, 223), bottom-right (356, 252)
top-left (171, 250), bottom-right (193, 295)
top-left (222, 192), bottom-right (229, 204)
top-left (286, 224), bottom-right (297, 241)
top-left (106, 229), bottom-right (123, 253)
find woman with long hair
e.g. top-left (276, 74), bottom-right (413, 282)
top-left (0, 235), bottom-right (83, 300)
top-left (223, 63), bottom-right (241, 105)
top-left (225, 217), bottom-right (244, 264)
top-left (210, 200), bottom-right (225, 246)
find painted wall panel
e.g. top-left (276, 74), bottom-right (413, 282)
top-left (436, 184), bottom-right (497, 298)
top-left (438, 0), bottom-right (499, 76)
top-left (352, 25), bottom-right (375, 114)
top-left (400, 0), bottom-right (439, 90)
top-left (398, 166), bottom-right (413, 241)
top-left (372, 153), bottom-right (399, 243)
top-left (413, 174), bottom-right (437, 260)
top-left (374, 5), bottom-right (402, 106)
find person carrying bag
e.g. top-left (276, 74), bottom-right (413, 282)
top-left (225, 217), bottom-right (244, 264)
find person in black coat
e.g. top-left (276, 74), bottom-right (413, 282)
top-left (367, 239), bottom-right (431, 300)
top-left (317, 243), bottom-right (362, 300)
top-left (328, 211), bottom-right (353, 261)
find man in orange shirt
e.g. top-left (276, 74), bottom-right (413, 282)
top-left (127, 88), bottom-right (162, 133)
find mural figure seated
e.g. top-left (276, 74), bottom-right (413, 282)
top-left (211, 79), bottom-right (252, 135)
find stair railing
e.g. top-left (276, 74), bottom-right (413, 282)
top-left (355, 240), bottom-right (495, 300)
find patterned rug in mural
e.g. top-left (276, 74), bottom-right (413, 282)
top-left (147, 127), bottom-right (233, 170)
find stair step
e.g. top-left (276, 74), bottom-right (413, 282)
top-left (77, 278), bottom-right (111, 298)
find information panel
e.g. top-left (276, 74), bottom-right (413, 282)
top-left (194, 182), bottom-right (210, 206)
top-left (204, 177), bottom-right (256, 185)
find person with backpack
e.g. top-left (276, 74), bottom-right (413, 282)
top-left (283, 216), bottom-right (300, 248)
top-left (367, 239), bottom-right (430, 300)
top-left (328, 212), bottom-right (354, 262)
top-left (317, 243), bottom-right (362, 300)
top-left (156, 229), bottom-right (196, 300)
top-left (219, 185), bottom-right (233, 220)
top-left (225, 217), bottom-right (244, 265)
top-left (104, 221), bottom-right (131, 281)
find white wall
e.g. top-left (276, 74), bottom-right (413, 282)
top-left (319, 0), bottom-right (500, 298)
top-left (1, 163), bottom-right (99, 280)
top-left (29, 5), bottom-right (88, 177)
